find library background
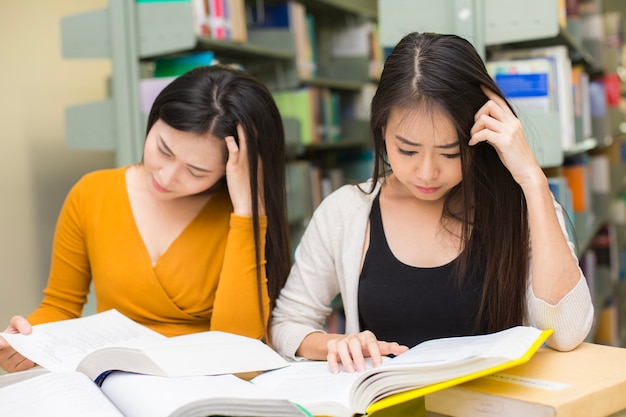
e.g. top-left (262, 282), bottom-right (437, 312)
top-left (62, 0), bottom-right (626, 346)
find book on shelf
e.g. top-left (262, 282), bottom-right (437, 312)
top-left (562, 155), bottom-right (591, 213)
top-left (593, 298), bottom-right (620, 346)
top-left (247, 0), bottom-right (316, 78)
top-left (207, 0), bottom-right (227, 39)
top-left (330, 23), bottom-right (371, 58)
top-left (547, 175), bottom-right (574, 221)
top-left (153, 50), bottom-right (217, 78)
top-left (488, 45), bottom-right (575, 150)
top-left (191, 0), bottom-right (247, 41)
top-left (0, 309), bottom-right (288, 382)
top-left (272, 87), bottom-right (321, 145)
top-left (225, 0), bottom-right (247, 42)
top-left (571, 64), bottom-right (593, 143)
top-left (344, 82), bottom-right (377, 120)
top-left (250, 326), bottom-right (552, 417)
top-left (191, 0), bottom-right (210, 36)
top-left (369, 22), bottom-right (384, 79)
top-left (425, 342), bottom-right (626, 417)
top-left (319, 87), bottom-right (341, 143)
top-left (285, 160), bottom-right (315, 224)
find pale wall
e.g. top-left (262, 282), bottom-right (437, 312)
top-left (0, 1), bottom-right (115, 326)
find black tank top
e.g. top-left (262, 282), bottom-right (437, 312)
top-left (358, 193), bottom-right (485, 348)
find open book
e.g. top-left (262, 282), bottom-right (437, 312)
top-left (0, 370), bottom-right (310, 417)
top-left (0, 309), bottom-right (308, 417)
top-left (251, 326), bottom-right (552, 417)
top-left (0, 309), bottom-right (288, 381)
top-left (1, 317), bottom-right (550, 417)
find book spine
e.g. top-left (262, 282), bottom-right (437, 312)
top-left (208, 0), bottom-right (226, 39)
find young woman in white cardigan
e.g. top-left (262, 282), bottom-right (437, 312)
top-left (270, 32), bottom-right (594, 374)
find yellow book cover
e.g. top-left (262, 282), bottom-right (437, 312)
top-left (425, 342), bottom-right (626, 417)
top-left (365, 327), bottom-right (551, 415)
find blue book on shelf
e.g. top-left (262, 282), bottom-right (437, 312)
top-left (247, 2), bottom-right (292, 28)
top-left (548, 176), bottom-right (574, 221)
top-left (487, 57), bottom-right (554, 114)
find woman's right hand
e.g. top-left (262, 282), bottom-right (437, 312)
top-left (224, 124), bottom-right (265, 217)
top-left (326, 330), bottom-right (408, 374)
top-left (0, 316), bottom-right (35, 373)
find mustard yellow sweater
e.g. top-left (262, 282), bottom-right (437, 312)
top-left (28, 167), bottom-right (269, 339)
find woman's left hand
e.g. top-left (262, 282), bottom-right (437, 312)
top-left (469, 86), bottom-right (543, 187)
top-left (225, 124), bottom-right (265, 217)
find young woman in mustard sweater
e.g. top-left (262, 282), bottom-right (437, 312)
top-left (0, 65), bottom-right (291, 373)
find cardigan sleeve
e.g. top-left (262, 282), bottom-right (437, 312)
top-left (524, 196), bottom-right (594, 351)
top-left (270, 189), bottom-right (352, 360)
top-left (271, 182), bottom-right (378, 360)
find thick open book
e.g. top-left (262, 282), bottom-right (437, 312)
top-left (252, 326), bottom-right (552, 417)
top-left (0, 309), bottom-right (308, 417)
top-left (0, 370), bottom-right (310, 417)
top-left (1, 318), bottom-right (550, 417)
top-left (0, 309), bottom-right (288, 381)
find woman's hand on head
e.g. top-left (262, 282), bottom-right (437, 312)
top-left (326, 330), bottom-right (408, 374)
top-left (469, 86), bottom-right (545, 187)
top-left (225, 124), bottom-right (265, 217)
top-left (0, 316), bottom-right (35, 373)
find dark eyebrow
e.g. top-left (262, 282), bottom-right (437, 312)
top-left (158, 136), bottom-right (211, 173)
top-left (395, 135), bottom-right (459, 149)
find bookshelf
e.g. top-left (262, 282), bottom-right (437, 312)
top-left (60, 0), bottom-right (379, 250)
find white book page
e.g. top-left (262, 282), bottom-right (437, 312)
top-left (1, 310), bottom-right (164, 372)
top-left (252, 360), bottom-right (364, 415)
top-left (0, 371), bottom-right (124, 417)
top-left (100, 372), bottom-right (299, 417)
top-left (132, 331), bottom-right (289, 376)
top-left (385, 326), bottom-right (541, 367)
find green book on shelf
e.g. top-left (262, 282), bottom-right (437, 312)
top-left (153, 51), bottom-right (216, 77)
top-left (273, 88), bottom-right (320, 145)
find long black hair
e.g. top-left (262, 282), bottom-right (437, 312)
top-left (370, 32), bottom-right (529, 332)
top-left (146, 64), bottom-right (291, 335)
